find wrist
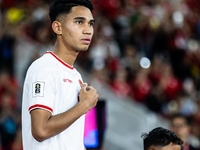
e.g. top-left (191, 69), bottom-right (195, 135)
top-left (76, 101), bottom-right (89, 114)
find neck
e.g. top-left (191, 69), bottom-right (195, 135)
top-left (52, 42), bottom-right (79, 66)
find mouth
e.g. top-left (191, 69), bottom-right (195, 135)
top-left (81, 38), bottom-right (91, 45)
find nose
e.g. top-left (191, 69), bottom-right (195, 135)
top-left (83, 25), bottom-right (93, 35)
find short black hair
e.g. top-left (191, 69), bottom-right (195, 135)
top-left (49, 0), bottom-right (94, 23)
top-left (141, 127), bottom-right (183, 150)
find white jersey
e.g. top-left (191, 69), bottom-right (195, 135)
top-left (22, 51), bottom-right (85, 150)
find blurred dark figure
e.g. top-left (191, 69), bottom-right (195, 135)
top-left (0, 34), bottom-right (15, 75)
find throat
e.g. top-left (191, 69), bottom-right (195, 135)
top-left (53, 50), bottom-right (78, 66)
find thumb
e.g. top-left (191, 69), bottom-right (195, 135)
top-left (79, 80), bottom-right (88, 91)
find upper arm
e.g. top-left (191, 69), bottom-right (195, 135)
top-left (30, 108), bottom-right (51, 142)
top-left (27, 66), bottom-right (56, 114)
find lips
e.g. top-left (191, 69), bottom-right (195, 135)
top-left (81, 38), bottom-right (91, 44)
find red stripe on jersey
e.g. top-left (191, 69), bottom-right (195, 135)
top-left (45, 51), bottom-right (74, 70)
top-left (79, 79), bottom-right (83, 86)
top-left (29, 104), bottom-right (53, 112)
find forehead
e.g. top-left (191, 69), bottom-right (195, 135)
top-left (161, 143), bottom-right (181, 150)
top-left (66, 6), bottom-right (93, 20)
top-left (172, 117), bottom-right (186, 124)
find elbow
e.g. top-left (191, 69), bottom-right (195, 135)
top-left (32, 128), bottom-right (48, 142)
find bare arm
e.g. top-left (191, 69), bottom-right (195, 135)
top-left (31, 84), bottom-right (98, 142)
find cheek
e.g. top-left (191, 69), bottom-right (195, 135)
top-left (62, 23), bottom-right (76, 35)
top-left (62, 27), bottom-right (76, 41)
top-left (66, 26), bottom-right (80, 39)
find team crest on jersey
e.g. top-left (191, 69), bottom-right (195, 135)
top-left (35, 83), bottom-right (40, 93)
top-left (32, 81), bottom-right (45, 97)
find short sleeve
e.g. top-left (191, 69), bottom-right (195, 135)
top-left (26, 69), bottom-right (56, 113)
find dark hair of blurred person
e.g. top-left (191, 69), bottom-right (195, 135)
top-left (142, 127), bottom-right (183, 150)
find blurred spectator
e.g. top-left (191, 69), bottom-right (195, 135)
top-left (0, 93), bottom-right (18, 150)
top-left (130, 68), bottom-right (151, 103)
top-left (158, 62), bottom-right (182, 101)
top-left (145, 56), bottom-right (166, 113)
top-left (144, 84), bottom-right (164, 113)
top-left (120, 44), bottom-right (140, 78)
top-left (109, 66), bottom-right (131, 98)
top-left (170, 113), bottom-right (200, 150)
top-left (97, 0), bottom-right (120, 20)
top-left (148, 55), bottom-right (164, 86)
top-left (0, 70), bottom-right (18, 109)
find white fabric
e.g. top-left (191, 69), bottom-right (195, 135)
top-left (22, 51), bottom-right (85, 150)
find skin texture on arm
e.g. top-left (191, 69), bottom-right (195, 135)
top-left (31, 83), bottom-right (98, 142)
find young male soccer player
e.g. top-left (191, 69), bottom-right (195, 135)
top-left (21, 0), bottom-right (98, 150)
top-left (142, 127), bottom-right (183, 150)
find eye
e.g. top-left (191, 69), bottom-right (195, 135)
top-left (89, 22), bottom-right (94, 27)
top-left (76, 21), bottom-right (82, 24)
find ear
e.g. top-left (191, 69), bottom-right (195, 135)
top-left (52, 21), bottom-right (62, 35)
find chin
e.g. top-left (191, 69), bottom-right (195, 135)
top-left (79, 46), bottom-right (89, 51)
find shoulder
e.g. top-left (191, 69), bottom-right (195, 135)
top-left (25, 53), bottom-right (57, 80)
top-left (30, 53), bottom-right (56, 70)
top-left (72, 67), bottom-right (82, 80)
top-left (73, 67), bottom-right (81, 75)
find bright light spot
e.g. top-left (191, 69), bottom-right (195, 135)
top-left (188, 39), bottom-right (199, 51)
top-left (173, 11), bottom-right (184, 27)
top-left (140, 57), bottom-right (151, 69)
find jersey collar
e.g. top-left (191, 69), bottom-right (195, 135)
top-left (45, 51), bottom-right (74, 70)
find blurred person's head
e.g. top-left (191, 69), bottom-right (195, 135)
top-left (142, 127), bottom-right (183, 150)
top-left (1, 92), bottom-right (12, 110)
top-left (124, 44), bottom-right (136, 57)
top-left (170, 113), bottom-right (191, 143)
top-left (0, 69), bottom-right (10, 86)
top-left (49, 0), bottom-right (94, 23)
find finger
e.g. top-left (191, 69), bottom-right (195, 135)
top-left (86, 86), bottom-right (96, 91)
top-left (95, 94), bottom-right (99, 100)
top-left (80, 84), bottom-right (87, 92)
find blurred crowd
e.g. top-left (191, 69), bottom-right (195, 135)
top-left (0, 0), bottom-right (200, 149)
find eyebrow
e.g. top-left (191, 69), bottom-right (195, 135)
top-left (74, 17), bottom-right (95, 23)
